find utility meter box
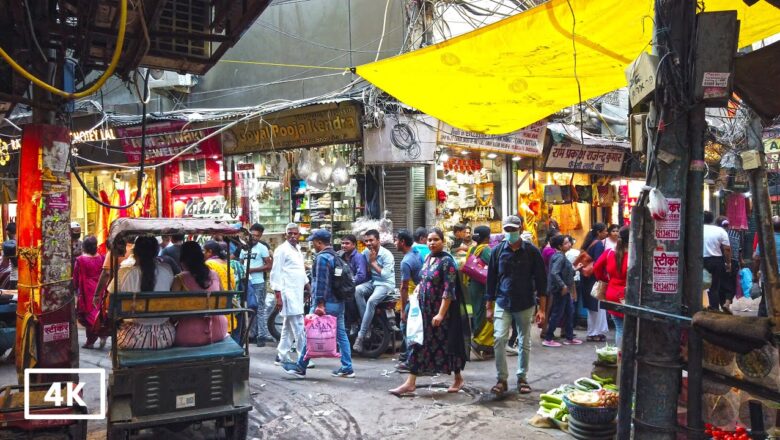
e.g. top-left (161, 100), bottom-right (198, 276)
top-left (693, 11), bottom-right (740, 107)
top-left (625, 53), bottom-right (659, 109)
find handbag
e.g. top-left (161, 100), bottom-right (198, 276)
top-left (90, 295), bottom-right (113, 337)
top-left (461, 247), bottom-right (488, 285)
top-left (591, 281), bottom-right (607, 301)
top-left (574, 185), bottom-right (593, 203)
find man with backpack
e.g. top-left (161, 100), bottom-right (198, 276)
top-left (282, 229), bottom-right (355, 379)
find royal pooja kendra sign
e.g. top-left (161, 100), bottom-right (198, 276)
top-left (223, 102), bottom-right (362, 154)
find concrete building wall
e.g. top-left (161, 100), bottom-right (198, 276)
top-left (99, 0), bottom-right (406, 113)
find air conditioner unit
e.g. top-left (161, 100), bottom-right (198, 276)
top-left (148, 70), bottom-right (195, 93)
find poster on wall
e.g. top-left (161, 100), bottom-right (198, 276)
top-left (652, 250), bottom-right (679, 294)
top-left (438, 119), bottom-right (546, 157)
top-left (655, 198), bottom-right (681, 241)
top-left (544, 142), bottom-right (626, 174)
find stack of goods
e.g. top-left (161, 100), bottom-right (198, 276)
top-left (563, 389), bottom-right (619, 440)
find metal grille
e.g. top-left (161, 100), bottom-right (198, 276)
top-left (144, 375), bottom-right (161, 411)
top-left (209, 368), bottom-right (225, 403)
top-left (153, 0), bottom-right (211, 58)
top-left (410, 167), bottom-right (426, 229)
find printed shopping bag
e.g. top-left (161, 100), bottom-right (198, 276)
top-left (406, 293), bottom-right (424, 346)
top-left (303, 314), bottom-right (340, 360)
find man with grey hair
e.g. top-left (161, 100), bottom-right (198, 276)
top-left (270, 223), bottom-right (308, 364)
top-left (486, 215), bottom-right (547, 396)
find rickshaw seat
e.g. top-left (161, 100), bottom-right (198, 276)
top-left (117, 337), bottom-right (244, 367)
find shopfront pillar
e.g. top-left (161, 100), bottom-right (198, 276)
top-left (15, 124), bottom-right (77, 382)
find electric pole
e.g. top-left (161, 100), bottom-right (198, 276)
top-left (629, 0), bottom-right (702, 438)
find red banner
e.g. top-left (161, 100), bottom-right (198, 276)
top-left (116, 121), bottom-right (221, 163)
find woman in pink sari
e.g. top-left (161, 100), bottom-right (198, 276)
top-left (74, 236), bottom-right (106, 349)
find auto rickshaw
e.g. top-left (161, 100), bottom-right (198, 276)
top-left (105, 218), bottom-right (253, 440)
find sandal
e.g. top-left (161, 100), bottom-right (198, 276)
top-left (586, 335), bottom-right (599, 342)
top-left (490, 380), bottom-right (508, 395)
top-left (517, 379), bottom-right (532, 394)
top-left (597, 334), bottom-right (607, 342)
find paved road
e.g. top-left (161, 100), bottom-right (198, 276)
top-left (0, 324), bottom-right (615, 439)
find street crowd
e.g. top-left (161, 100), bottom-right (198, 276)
top-left (63, 214), bottom-right (640, 397)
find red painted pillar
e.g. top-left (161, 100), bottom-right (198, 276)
top-left (15, 124), bottom-right (77, 382)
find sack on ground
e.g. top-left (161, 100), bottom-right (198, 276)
top-left (406, 293), bottom-right (424, 346)
top-left (303, 313), bottom-right (340, 360)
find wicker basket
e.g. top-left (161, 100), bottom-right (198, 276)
top-left (563, 394), bottom-right (618, 425)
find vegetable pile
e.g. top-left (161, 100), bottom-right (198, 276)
top-left (568, 389), bottom-right (619, 408)
top-left (705, 423), bottom-right (751, 440)
top-left (537, 384), bottom-right (575, 423)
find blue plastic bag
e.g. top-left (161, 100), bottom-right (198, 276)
top-left (739, 268), bottom-right (753, 299)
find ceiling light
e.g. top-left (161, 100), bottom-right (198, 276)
top-left (511, 156), bottom-right (521, 161)
top-left (460, 150), bottom-right (470, 156)
top-left (486, 153), bottom-right (497, 159)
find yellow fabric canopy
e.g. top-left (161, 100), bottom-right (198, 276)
top-left (355, 0), bottom-right (780, 135)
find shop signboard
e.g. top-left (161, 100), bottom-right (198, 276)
top-left (544, 142), bottom-right (626, 174)
top-left (223, 102), bottom-right (362, 154)
top-left (116, 121), bottom-right (221, 163)
top-left (763, 125), bottom-right (780, 173)
top-left (437, 119), bottom-right (546, 157)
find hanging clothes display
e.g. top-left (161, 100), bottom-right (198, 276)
top-left (551, 204), bottom-right (582, 234)
top-left (725, 193), bottom-right (749, 230)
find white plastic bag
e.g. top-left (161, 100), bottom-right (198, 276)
top-left (297, 150), bottom-right (312, 179)
top-left (406, 292), bottom-right (424, 346)
top-left (331, 158), bottom-right (349, 186)
top-left (648, 187), bottom-right (669, 220)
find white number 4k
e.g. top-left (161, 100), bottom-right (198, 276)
top-left (43, 382), bottom-right (87, 407)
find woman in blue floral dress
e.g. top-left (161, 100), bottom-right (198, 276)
top-left (390, 228), bottom-right (469, 396)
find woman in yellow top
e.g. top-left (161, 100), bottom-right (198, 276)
top-left (203, 241), bottom-right (237, 331)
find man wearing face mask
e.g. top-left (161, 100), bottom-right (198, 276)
top-left (485, 215), bottom-right (547, 396)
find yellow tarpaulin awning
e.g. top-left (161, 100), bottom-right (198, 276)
top-left (355, 0), bottom-right (780, 135)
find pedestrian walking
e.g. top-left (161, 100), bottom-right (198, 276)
top-left (389, 228), bottom-right (468, 396)
top-left (74, 236), bottom-right (106, 349)
top-left (486, 215), bottom-right (547, 395)
top-left (579, 223), bottom-right (609, 342)
top-left (542, 235), bottom-right (582, 347)
top-left (282, 229), bottom-right (355, 379)
top-left (716, 217), bottom-right (738, 313)
top-left (395, 229), bottom-right (423, 371)
top-left (702, 211), bottom-right (732, 312)
top-left (593, 227), bottom-right (630, 347)
top-left (270, 223), bottom-right (308, 364)
top-left (603, 224), bottom-right (620, 251)
top-left (241, 223), bottom-right (274, 346)
top-left (465, 226), bottom-right (493, 357)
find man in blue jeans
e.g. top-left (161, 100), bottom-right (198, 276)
top-left (486, 215), bottom-right (548, 395)
top-left (241, 223), bottom-right (274, 347)
top-left (282, 229), bottom-right (354, 378)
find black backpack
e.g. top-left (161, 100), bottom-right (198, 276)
top-left (321, 249), bottom-right (355, 301)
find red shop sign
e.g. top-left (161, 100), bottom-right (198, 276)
top-left (116, 121), bottom-right (221, 163)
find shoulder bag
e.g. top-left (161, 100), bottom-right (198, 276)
top-left (461, 245), bottom-right (488, 285)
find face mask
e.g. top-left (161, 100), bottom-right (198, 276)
top-left (505, 231), bottom-right (521, 243)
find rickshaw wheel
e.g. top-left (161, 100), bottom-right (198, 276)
top-left (224, 413), bottom-right (248, 440)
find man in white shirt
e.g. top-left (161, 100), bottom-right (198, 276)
top-left (702, 211), bottom-right (732, 312)
top-left (270, 223), bottom-right (308, 363)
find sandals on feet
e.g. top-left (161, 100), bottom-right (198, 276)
top-left (517, 379), bottom-right (532, 394)
top-left (490, 380), bottom-right (508, 395)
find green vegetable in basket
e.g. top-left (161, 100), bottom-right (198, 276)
top-left (574, 377), bottom-right (602, 391)
top-left (540, 394), bottom-right (563, 405)
top-left (591, 373), bottom-right (614, 385)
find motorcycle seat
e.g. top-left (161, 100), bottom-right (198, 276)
top-left (117, 336), bottom-right (244, 367)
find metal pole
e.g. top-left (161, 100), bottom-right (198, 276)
top-left (685, 103), bottom-right (706, 438)
top-left (747, 114), bottom-right (780, 322)
top-left (633, 1), bottom-right (697, 437)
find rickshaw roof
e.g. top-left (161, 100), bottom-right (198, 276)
top-left (108, 218), bottom-right (240, 242)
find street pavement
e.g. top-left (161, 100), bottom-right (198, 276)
top-left (0, 324), bottom-right (615, 439)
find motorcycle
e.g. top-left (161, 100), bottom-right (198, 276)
top-left (266, 291), bottom-right (399, 359)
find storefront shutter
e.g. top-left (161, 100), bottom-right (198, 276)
top-left (410, 166), bottom-right (426, 230)
top-left (383, 167), bottom-right (411, 288)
